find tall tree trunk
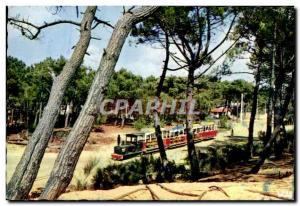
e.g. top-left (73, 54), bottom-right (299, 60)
top-left (33, 102), bottom-right (42, 127)
top-left (10, 108), bottom-right (14, 125)
top-left (265, 25), bottom-right (276, 144)
top-left (250, 70), bottom-right (294, 174)
top-left (64, 102), bottom-right (72, 128)
top-left (265, 90), bottom-right (273, 145)
top-left (247, 65), bottom-right (261, 158)
top-left (186, 67), bottom-right (200, 180)
top-left (39, 7), bottom-right (159, 200)
top-left (273, 47), bottom-right (285, 159)
top-left (153, 32), bottom-right (170, 178)
top-left (6, 7), bottom-right (97, 200)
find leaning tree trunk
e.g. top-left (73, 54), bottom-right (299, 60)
top-left (153, 32), bottom-right (170, 178)
top-left (6, 7), bottom-right (97, 200)
top-left (247, 66), bottom-right (261, 158)
top-left (186, 67), bottom-right (200, 180)
top-left (38, 101), bottom-right (43, 120)
top-left (250, 70), bottom-right (294, 174)
top-left (39, 6), bottom-right (159, 200)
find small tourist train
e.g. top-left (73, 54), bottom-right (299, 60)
top-left (111, 124), bottom-right (218, 160)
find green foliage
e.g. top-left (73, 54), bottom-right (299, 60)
top-left (107, 68), bottom-right (144, 100)
top-left (285, 129), bottom-right (295, 153)
top-left (219, 116), bottom-right (231, 129)
top-left (7, 54), bottom-right (259, 129)
top-left (133, 118), bottom-right (147, 130)
top-left (95, 115), bottom-right (107, 125)
top-left (92, 156), bottom-right (187, 190)
top-left (197, 143), bottom-right (249, 175)
top-left (74, 157), bottom-right (100, 191)
top-left (252, 140), bottom-right (264, 156)
top-left (6, 56), bottom-right (95, 129)
top-left (83, 157), bottom-right (100, 176)
top-left (74, 178), bottom-right (88, 191)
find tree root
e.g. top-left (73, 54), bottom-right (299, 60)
top-left (198, 185), bottom-right (230, 200)
top-left (246, 189), bottom-right (291, 200)
top-left (146, 185), bottom-right (160, 200)
top-left (114, 187), bottom-right (147, 200)
top-left (157, 183), bottom-right (199, 197)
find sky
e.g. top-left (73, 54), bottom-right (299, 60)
top-left (7, 6), bottom-right (254, 82)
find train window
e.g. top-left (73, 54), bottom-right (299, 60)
top-left (164, 131), bottom-right (169, 138)
top-left (152, 134), bottom-right (157, 140)
top-left (139, 135), bottom-right (145, 142)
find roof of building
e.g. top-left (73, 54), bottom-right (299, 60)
top-left (211, 107), bottom-right (230, 113)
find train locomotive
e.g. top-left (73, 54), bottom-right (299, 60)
top-left (111, 124), bottom-right (217, 160)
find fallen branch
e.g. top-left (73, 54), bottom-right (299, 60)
top-left (246, 189), bottom-right (291, 200)
top-left (114, 187), bottom-right (147, 200)
top-left (157, 183), bottom-right (199, 197)
top-left (198, 185), bottom-right (230, 200)
top-left (146, 185), bottom-right (160, 200)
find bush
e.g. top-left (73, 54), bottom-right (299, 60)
top-left (92, 155), bottom-right (186, 190)
top-left (133, 118), bottom-right (147, 130)
top-left (95, 115), bottom-right (107, 125)
top-left (258, 130), bottom-right (268, 145)
top-left (219, 116), bottom-right (231, 129)
top-left (83, 157), bottom-right (100, 175)
top-left (74, 157), bottom-right (100, 191)
top-left (197, 143), bottom-right (249, 175)
top-left (286, 129), bottom-right (294, 153)
top-left (252, 141), bottom-right (264, 156)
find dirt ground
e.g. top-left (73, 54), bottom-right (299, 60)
top-left (59, 175), bottom-right (294, 200)
top-left (6, 113), bottom-right (295, 200)
top-left (59, 153), bottom-right (295, 201)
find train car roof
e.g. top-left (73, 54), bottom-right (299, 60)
top-left (125, 131), bottom-right (155, 137)
top-left (125, 132), bottom-right (145, 137)
top-left (170, 125), bottom-right (185, 131)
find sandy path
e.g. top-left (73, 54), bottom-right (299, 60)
top-left (59, 175), bottom-right (294, 200)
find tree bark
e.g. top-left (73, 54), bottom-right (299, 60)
top-left (186, 67), bottom-right (200, 180)
top-left (6, 6), bottom-right (97, 200)
top-left (273, 48), bottom-right (286, 159)
top-left (10, 108), bottom-right (14, 125)
top-left (33, 107), bottom-right (39, 128)
top-left (154, 32), bottom-right (170, 177)
top-left (250, 70), bottom-right (294, 174)
top-left (265, 26), bottom-right (276, 144)
top-left (38, 101), bottom-right (43, 120)
top-left (247, 66), bottom-right (261, 158)
top-left (39, 6), bottom-right (159, 200)
top-left (64, 102), bottom-right (72, 128)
